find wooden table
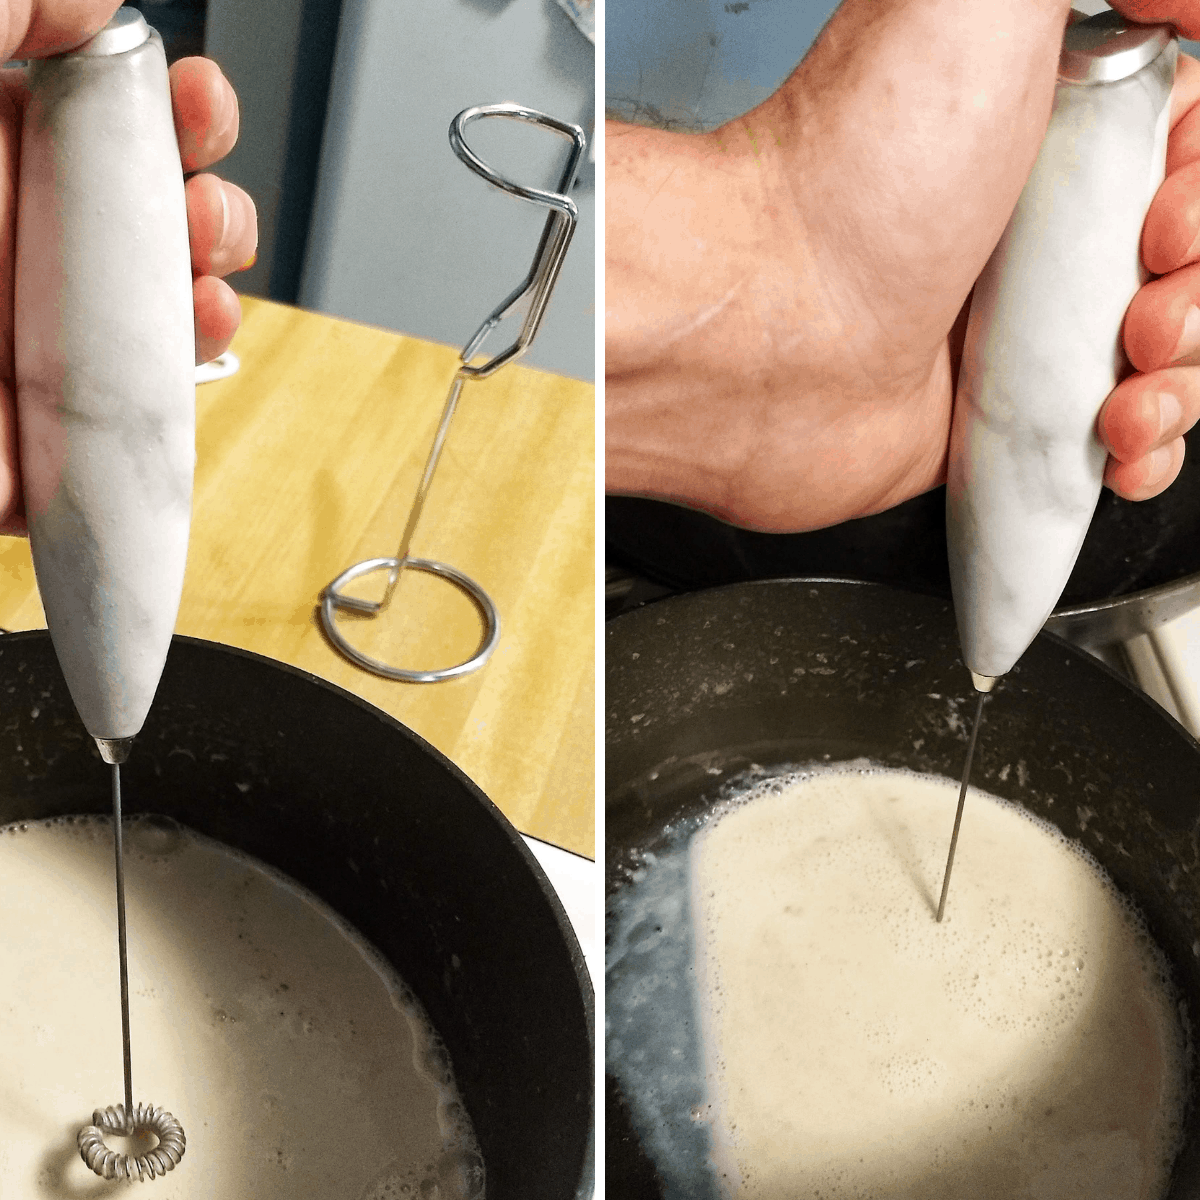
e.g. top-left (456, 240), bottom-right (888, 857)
top-left (0, 296), bottom-right (595, 858)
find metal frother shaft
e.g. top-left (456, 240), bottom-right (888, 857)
top-left (113, 765), bottom-right (132, 1122)
top-left (75, 765), bottom-right (186, 1182)
top-left (935, 692), bottom-right (986, 922)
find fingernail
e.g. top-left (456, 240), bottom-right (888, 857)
top-left (218, 82), bottom-right (238, 139)
top-left (1158, 391), bottom-right (1183, 437)
top-left (217, 183), bottom-right (231, 246)
top-left (201, 80), bottom-right (237, 160)
top-left (1147, 443), bottom-right (1173, 483)
top-left (215, 188), bottom-right (247, 273)
top-left (1172, 306), bottom-right (1200, 361)
top-left (240, 253), bottom-right (257, 271)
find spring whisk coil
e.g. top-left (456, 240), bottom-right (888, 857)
top-left (78, 1102), bottom-right (186, 1181)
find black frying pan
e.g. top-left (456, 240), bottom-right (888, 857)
top-left (0, 632), bottom-right (593, 1199)
top-left (606, 428), bottom-right (1200, 641)
top-left (606, 579), bottom-right (1200, 1196)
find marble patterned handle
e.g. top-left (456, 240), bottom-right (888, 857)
top-left (946, 14), bottom-right (1176, 684)
top-left (14, 10), bottom-right (194, 745)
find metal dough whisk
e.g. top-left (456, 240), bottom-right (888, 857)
top-left (320, 102), bottom-right (587, 683)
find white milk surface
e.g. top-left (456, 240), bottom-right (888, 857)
top-left (0, 815), bottom-right (484, 1199)
top-left (607, 765), bottom-right (1189, 1200)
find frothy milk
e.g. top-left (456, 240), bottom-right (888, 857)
top-left (607, 765), bottom-right (1189, 1200)
top-left (0, 815), bottom-right (484, 1199)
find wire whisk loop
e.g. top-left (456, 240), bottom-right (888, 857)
top-left (78, 1102), bottom-right (186, 1181)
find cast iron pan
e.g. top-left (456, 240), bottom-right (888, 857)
top-left (606, 428), bottom-right (1200, 641)
top-left (606, 579), bottom-right (1200, 1196)
top-left (0, 632), bottom-right (593, 1200)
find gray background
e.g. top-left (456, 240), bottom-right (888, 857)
top-left (206, 0), bottom-right (595, 381)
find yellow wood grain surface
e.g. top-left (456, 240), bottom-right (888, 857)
top-left (0, 296), bottom-right (595, 857)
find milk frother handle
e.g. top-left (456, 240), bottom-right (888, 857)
top-left (14, 7), bottom-right (194, 763)
top-left (945, 13), bottom-right (1177, 687)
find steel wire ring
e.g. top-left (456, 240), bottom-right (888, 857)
top-left (320, 556), bottom-right (500, 682)
top-left (78, 1102), bottom-right (186, 1181)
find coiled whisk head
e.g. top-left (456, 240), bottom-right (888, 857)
top-left (78, 1103), bottom-right (186, 1181)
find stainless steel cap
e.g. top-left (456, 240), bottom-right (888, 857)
top-left (94, 736), bottom-right (135, 765)
top-left (1059, 11), bottom-right (1175, 84)
top-left (969, 671), bottom-right (998, 694)
top-left (74, 7), bottom-right (150, 57)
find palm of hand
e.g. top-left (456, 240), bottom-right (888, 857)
top-left (607, 0), bottom-right (1200, 535)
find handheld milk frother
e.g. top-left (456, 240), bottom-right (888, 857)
top-left (938, 11), bottom-right (1178, 917)
top-left (14, 7), bottom-right (193, 1177)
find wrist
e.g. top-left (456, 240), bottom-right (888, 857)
top-left (606, 118), bottom-right (824, 509)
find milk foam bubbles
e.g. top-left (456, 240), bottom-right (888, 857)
top-left (607, 764), bottom-right (1189, 1200)
top-left (0, 815), bottom-right (483, 1199)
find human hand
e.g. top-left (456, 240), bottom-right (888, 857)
top-left (0, 0), bottom-right (257, 533)
top-left (1102, 2), bottom-right (1200, 498)
top-left (607, 0), bottom-right (1200, 532)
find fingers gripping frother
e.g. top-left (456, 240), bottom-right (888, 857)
top-left (939, 14), bottom-right (1177, 916)
top-left (14, 7), bottom-right (194, 1180)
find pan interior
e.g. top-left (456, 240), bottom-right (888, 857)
top-left (0, 633), bottom-right (593, 1200)
top-left (606, 581), bottom-right (1200, 1198)
top-left (0, 811), bottom-right (486, 1197)
top-left (609, 757), bottom-right (1190, 1199)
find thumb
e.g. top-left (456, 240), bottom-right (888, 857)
top-left (7, 1), bottom-right (122, 62)
top-left (1110, 1), bottom-right (1200, 39)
